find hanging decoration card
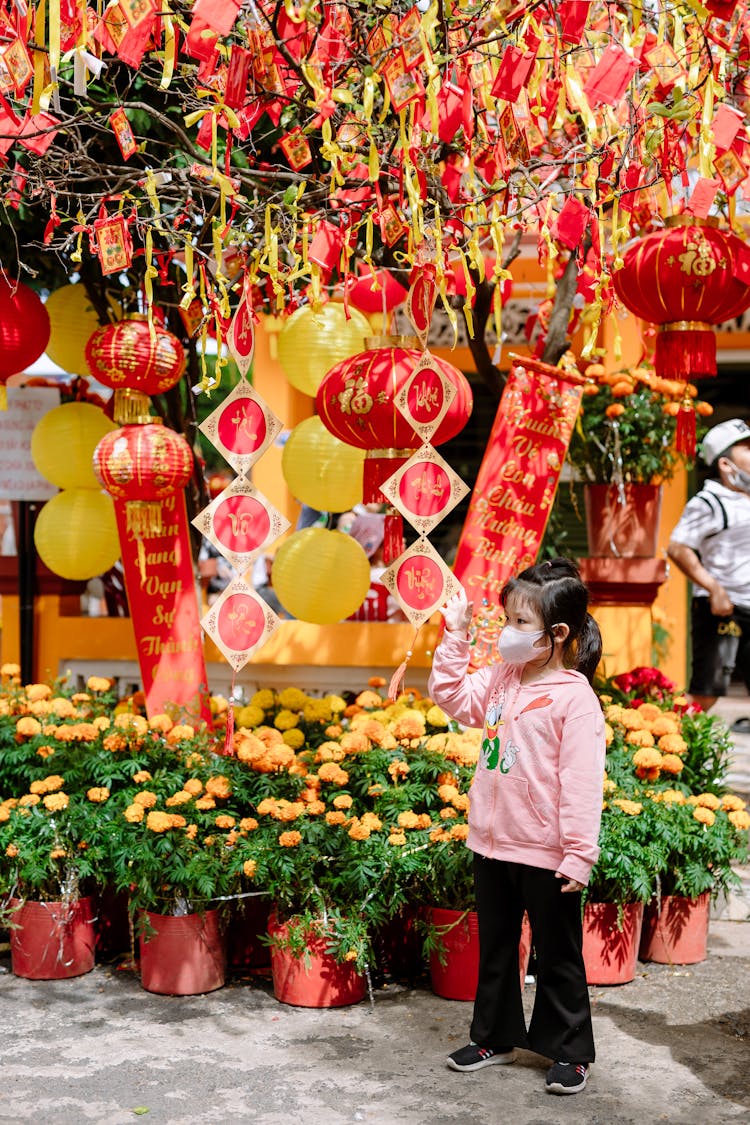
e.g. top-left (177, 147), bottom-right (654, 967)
top-left (200, 574), bottom-right (280, 671)
top-left (380, 536), bottom-right (463, 628)
top-left (226, 294), bottom-right (256, 376)
top-left (198, 378), bottom-right (283, 477)
top-left (392, 350), bottom-right (458, 443)
top-left (192, 475), bottom-right (290, 574)
top-left (379, 443), bottom-right (469, 536)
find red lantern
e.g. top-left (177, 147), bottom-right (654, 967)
top-left (94, 420), bottom-right (193, 539)
top-left (612, 218), bottom-right (750, 381)
top-left (345, 268), bottom-right (408, 315)
top-left (85, 317), bottom-right (186, 423)
top-left (0, 277), bottom-right (50, 405)
top-left (316, 336), bottom-right (473, 558)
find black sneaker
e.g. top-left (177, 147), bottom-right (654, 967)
top-left (545, 1061), bottom-right (589, 1094)
top-left (446, 1044), bottom-right (515, 1071)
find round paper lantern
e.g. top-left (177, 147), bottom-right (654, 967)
top-left (34, 488), bottom-right (120, 581)
top-left (0, 276), bottom-right (50, 378)
top-left (281, 416), bottom-right (365, 512)
top-left (85, 317), bottom-right (186, 422)
top-left (94, 421), bottom-right (193, 537)
top-left (277, 303), bottom-right (370, 396)
top-left (271, 527), bottom-right (371, 624)
top-left (45, 285), bottom-right (103, 375)
top-left (612, 218), bottom-right (750, 380)
top-left (316, 336), bottom-right (473, 502)
top-left (31, 402), bottom-right (117, 490)
top-left (345, 269), bottom-right (408, 315)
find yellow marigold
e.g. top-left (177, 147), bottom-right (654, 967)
top-left (49, 847), bottom-right (67, 859)
top-left (282, 728), bottom-right (306, 750)
top-left (205, 775), bottom-right (232, 798)
top-left (146, 811), bottom-right (174, 832)
top-left (388, 832), bottom-right (407, 845)
top-left (450, 824), bottom-right (470, 840)
top-left (5, 844), bottom-right (18, 857)
top-left (87, 787), bottom-right (110, 803)
top-left (250, 689), bottom-right (275, 711)
top-left (348, 820), bottom-right (371, 841)
top-left (612, 798), bottom-right (642, 816)
top-left (659, 754), bottom-right (684, 775)
top-left (340, 731), bottom-right (371, 755)
top-left (650, 715), bottom-right (680, 738)
top-left (19, 794), bottom-right (41, 806)
top-left (326, 810), bottom-right (348, 826)
top-left (397, 810), bottom-right (420, 829)
top-left (239, 817), bottom-right (259, 832)
top-left (425, 705), bottom-right (450, 728)
top-left (166, 791), bottom-right (193, 807)
top-left (693, 807), bottom-right (716, 826)
top-left (215, 814), bottom-right (236, 829)
top-left (636, 703), bottom-right (663, 723)
top-left (185, 824), bottom-right (198, 840)
top-left (324, 694), bottom-right (346, 714)
top-left (86, 676), bottom-right (112, 693)
top-left (440, 807), bottom-right (458, 820)
top-left (134, 791), bottom-right (158, 808)
top-left (183, 778), bottom-right (203, 795)
top-left (603, 779), bottom-right (618, 794)
top-left (243, 859), bottom-right (257, 878)
top-left (721, 794), bottom-right (747, 812)
top-left (627, 729), bottom-right (656, 748)
top-left (114, 713), bottom-right (148, 735)
top-left (93, 716), bottom-right (110, 732)
top-left (195, 796), bottom-right (216, 811)
top-left (279, 830), bottom-right (302, 847)
top-left (277, 687), bottom-right (308, 711)
top-left (16, 717), bottom-right (41, 739)
top-left (657, 734), bottom-right (688, 755)
top-left (25, 683), bottom-right (52, 702)
top-left (388, 759), bottom-right (410, 781)
top-left (273, 709), bottom-right (299, 732)
top-left (689, 792), bottom-right (721, 810)
top-left (149, 713), bottom-right (174, 734)
top-left (236, 704), bottom-right (265, 729)
top-left (43, 792), bottom-right (69, 812)
top-left (132, 770), bottom-right (152, 784)
top-left (36, 745), bottom-right (55, 759)
top-left (124, 804), bottom-right (144, 823)
top-left (303, 698), bottom-right (333, 724)
top-left (318, 762), bottom-right (349, 785)
top-left (728, 810), bottom-right (750, 830)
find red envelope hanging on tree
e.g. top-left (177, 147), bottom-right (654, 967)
top-left (380, 536), bottom-right (463, 629)
top-left (379, 444), bottom-right (469, 538)
top-left (18, 112), bottom-right (59, 155)
top-left (308, 220), bottom-right (343, 276)
top-left (201, 574), bottom-right (280, 671)
top-left (192, 476), bottom-right (290, 575)
top-left (491, 41), bottom-right (538, 103)
top-left (549, 196), bottom-right (591, 250)
top-left (560, 0), bottom-right (591, 44)
top-left (712, 103), bottom-right (745, 152)
top-left (584, 44), bottom-right (639, 106)
top-left (191, 0), bottom-right (241, 36)
top-left (198, 378), bottom-right (283, 477)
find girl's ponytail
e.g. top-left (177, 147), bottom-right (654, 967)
top-left (573, 613), bottom-right (603, 684)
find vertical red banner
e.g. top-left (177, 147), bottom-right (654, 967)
top-left (115, 493), bottom-right (213, 724)
top-left (452, 361), bottom-right (584, 667)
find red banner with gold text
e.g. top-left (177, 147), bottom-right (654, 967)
top-left (452, 360), bottom-right (584, 668)
top-left (115, 493), bottom-right (213, 724)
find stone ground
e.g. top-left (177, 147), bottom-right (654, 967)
top-left (1, 695), bottom-right (749, 1125)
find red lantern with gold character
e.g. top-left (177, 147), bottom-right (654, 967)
top-left (85, 317), bottom-right (186, 423)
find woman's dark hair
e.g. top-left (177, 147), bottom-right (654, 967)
top-left (500, 557), bottom-right (602, 683)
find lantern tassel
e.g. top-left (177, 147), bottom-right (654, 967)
top-left (388, 628), bottom-right (421, 702)
top-left (223, 671), bottom-right (236, 757)
top-left (0, 385), bottom-right (6, 410)
top-left (114, 388), bottom-right (152, 425)
top-left (675, 401), bottom-right (696, 458)
top-left (655, 324), bottom-right (715, 380)
top-left (384, 507), bottom-right (404, 564)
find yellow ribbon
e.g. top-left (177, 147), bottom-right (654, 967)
top-left (161, 3), bottom-right (176, 90)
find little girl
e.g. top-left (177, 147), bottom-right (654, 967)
top-left (428, 557), bottom-right (605, 1096)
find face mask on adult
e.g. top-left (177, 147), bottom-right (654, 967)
top-left (727, 463), bottom-right (750, 495)
top-left (498, 625), bottom-right (549, 665)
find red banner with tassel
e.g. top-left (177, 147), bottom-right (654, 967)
top-left (115, 492), bottom-right (213, 725)
top-left (452, 358), bottom-right (585, 668)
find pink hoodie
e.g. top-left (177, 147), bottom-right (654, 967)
top-left (428, 631), bottom-right (606, 886)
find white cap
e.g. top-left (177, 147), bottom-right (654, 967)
top-left (701, 418), bottom-right (750, 466)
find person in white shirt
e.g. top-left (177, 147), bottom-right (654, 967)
top-left (668, 418), bottom-right (750, 722)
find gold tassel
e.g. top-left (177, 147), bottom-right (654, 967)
top-left (114, 389), bottom-right (152, 424)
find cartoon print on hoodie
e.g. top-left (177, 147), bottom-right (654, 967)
top-left (480, 685), bottom-right (506, 770)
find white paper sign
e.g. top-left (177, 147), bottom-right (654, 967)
top-left (0, 388), bottom-right (60, 500)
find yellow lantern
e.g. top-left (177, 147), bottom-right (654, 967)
top-left (44, 284), bottom-right (104, 375)
top-left (271, 527), bottom-right (370, 623)
top-left (281, 416), bottom-right (365, 513)
top-left (31, 402), bottom-right (117, 490)
top-left (277, 303), bottom-right (370, 397)
top-left (34, 488), bottom-right (120, 581)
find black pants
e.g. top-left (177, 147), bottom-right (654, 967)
top-left (470, 854), bottom-right (595, 1064)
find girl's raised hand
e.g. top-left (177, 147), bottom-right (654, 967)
top-left (441, 588), bottom-right (473, 634)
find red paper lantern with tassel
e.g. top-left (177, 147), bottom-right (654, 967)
top-left (0, 277), bottom-right (51, 406)
top-left (85, 317), bottom-right (186, 423)
top-left (316, 335), bottom-right (472, 561)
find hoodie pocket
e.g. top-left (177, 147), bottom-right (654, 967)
top-left (469, 771), bottom-right (554, 849)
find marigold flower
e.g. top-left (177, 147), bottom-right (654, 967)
top-left (279, 830), bottom-right (302, 847)
top-left (132, 770), bottom-right (153, 784)
top-left (167, 724), bottom-right (195, 745)
top-left (437, 783), bottom-right (460, 803)
top-left (612, 798), bottom-right (642, 816)
top-left (649, 716), bottom-right (680, 738)
top-left (367, 783), bottom-right (384, 797)
top-left (53, 698), bottom-right (78, 719)
top-left (49, 847), bottom-right (67, 859)
top-left (658, 734), bottom-right (688, 755)
top-left (307, 800), bottom-right (326, 816)
top-left (1, 662), bottom-right (20, 677)
top-left (36, 745), bottom-right (55, 759)
top-left (25, 683), bottom-right (52, 702)
top-left (86, 676), bottom-right (112, 693)
top-left (348, 820), bottom-right (371, 841)
top-left (239, 817), bottom-right (259, 832)
top-left (19, 794), bottom-right (41, 806)
top-left (250, 689), bottom-right (275, 711)
top-left (214, 814), bottom-right (235, 829)
top-left (255, 725), bottom-right (285, 749)
top-left (636, 703), bottom-right (663, 723)
top-left (149, 713), bottom-right (174, 734)
top-left (325, 724), bottom-right (343, 738)
top-left (282, 728), bottom-right (306, 750)
top-left (166, 790), bottom-right (193, 807)
top-left (195, 796), bottom-right (217, 810)
top-left (633, 748), bottom-right (662, 768)
top-left (204, 836), bottom-right (215, 846)
top-left (183, 778), bottom-right (203, 795)
top-left (124, 804), bottom-right (144, 823)
top-left (273, 708), bottom-right (299, 731)
top-left (243, 859), bottom-right (257, 878)
top-left (388, 759), bottom-right (410, 781)
top-left (440, 807), bottom-right (458, 820)
top-left (185, 824), bottom-right (198, 840)
top-left (659, 789), bottom-right (686, 805)
top-left (277, 686), bottom-right (308, 711)
top-left (16, 717), bottom-right (42, 739)
top-left (388, 832), bottom-right (407, 845)
top-left (368, 676), bottom-right (387, 689)
top-left (361, 812), bottom-right (382, 831)
top-left (326, 811), bottom-right (348, 826)
top-left (659, 754), bottom-right (684, 775)
top-left (721, 794), bottom-right (747, 812)
top-left (28, 700), bottom-right (53, 717)
top-left (449, 824), bottom-right (470, 840)
top-left (355, 690), bottom-right (383, 709)
top-left (397, 810), bottom-right (420, 829)
top-left (5, 844), bottom-right (18, 857)
top-left (627, 728), bottom-right (656, 748)
top-left (728, 810), bottom-right (750, 830)
top-left (340, 731), bottom-right (370, 755)
top-left (318, 762), bottom-right (349, 785)
top-left (133, 791), bottom-right (157, 809)
top-left (391, 712), bottom-right (426, 741)
top-left (236, 704), bottom-right (265, 729)
top-left (87, 787), bottom-right (110, 803)
top-left (114, 713), bottom-right (148, 735)
top-left (205, 775), bottom-right (232, 798)
top-left (689, 792), bottom-right (721, 810)
top-left (331, 794), bottom-right (352, 810)
top-left (146, 811), bottom-right (174, 833)
top-left (429, 827), bottom-right (450, 843)
top-left (169, 814), bottom-right (186, 828)
top-left (693, 807), bottom-right (716, 826)
top-left (604, 723), bottom-right (614, 746)
top-left (43, 792), bottom-right (69, 812)
top-left (604, 704), bottom-right (626, 724)
top-left (425, 704), bottom-right (449, 727)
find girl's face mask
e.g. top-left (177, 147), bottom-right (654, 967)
top-left (498, 625), bottom-right (549, 665)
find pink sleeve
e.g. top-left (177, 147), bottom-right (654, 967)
top-left (556, 708), bottom-right (606, 886)
top-left (427, 631), bottom-right (496, 729)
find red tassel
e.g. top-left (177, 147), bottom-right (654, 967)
top-left (363, 451), bottom-right (410, 503)
top-left (675, 403), bottom-right (696, 458)
top-left (655, 326), bottom-right (716, 380)
top-left (223, 673), bottom-right (237, 756)
top-left (388, 628), bottom-right (420, 701)
top-left (384, 508), bottom-right (405, 564)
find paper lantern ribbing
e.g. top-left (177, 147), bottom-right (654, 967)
top-left (85, 318), bottom-right (186, 422)
top-left (31, 402), bottom-right (117, 490)
top-left (316, 336), bottom-right (473, 503)
top-left (44, 285), bottom-right (104, 375)
top-left (271, 527), bottom-right (371, 624)
top-left (34, 488), bottom-right (120, 581)
top-left (0, 277), bottom-right (51, 377)
top-left (612, 218), bottom-right (750, 380)
top-left (281, 416), bottom-right (365, 513)
top-left (276, 303), bottom-right (371, 396)
top-left (93, 421), bottom-right (194, 537)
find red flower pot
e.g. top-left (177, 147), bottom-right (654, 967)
top-left (267, 915), bottom-right (367, 1008)
top-left (583, 901), bottom-right (644, 985)
top-left (584, 483), bottom-right (662, 558)
top-left (225, 895), bottom-right (271, 972)
top-left (139, 909), bottom-right (225, 995)
top-left (639, 893), bottom-right (710, 965)
top-left (428, 907), bottom-right (532, 1001)
top-left (10, 896), bottom-right (96, 980)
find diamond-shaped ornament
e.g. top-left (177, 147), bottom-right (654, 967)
top-left (226, 295), bottom-right (255, 377)
top-left (192, 476), bottom-right (290, 574)
top-left (393, 350), bottom-right (457, 442)
top-left (198, 378), bottom-right (283, 477)
top-left (200, 574), bottom-right (280, 671)
top-left (380, 536), bottom-right (463, 628)
top-left (380, 443), bottom-right (470, 537)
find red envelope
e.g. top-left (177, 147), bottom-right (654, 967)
top-left (19, 112), bottom-right (59, 156)
top-left (491, 44), bottom-right (537, 103)
top-left (225, 46), bottom-right (251, 110)
top-left (712, 103), bottom-right (744, 152)
top-left (308, 221), bottom-right (343, 274)
top-left (686, 177), bottom-right (720, 218)
top-left (192, 0), bottom-right (240, 36)
top-left (584, 45), bottom-right (639, 106)
top-left (732, 239), bottom-right (750, 283)
top-left (428, 81), bottom-right (463, 143)
top-left (549, 196), bottom-right (590, 250)
top-left (559, 0), bottom-right (591, 44)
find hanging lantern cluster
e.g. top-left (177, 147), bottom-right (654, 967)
top-left (85, 316), bottom-right (186, 422)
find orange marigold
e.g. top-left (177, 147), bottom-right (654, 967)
top-left (649, 716), bottom-right (680, 738)
top-left (689, 793), bottom-right (721, 810)
top-left (19, 794), bottom-right (40, 806)
top-left (149, 713), bottom-right (174, 734)
top-left (239, 817), bottom-right (259, 832)
top-left (657, 734), bottom-right (688, 755)
top-left (146, 811), bottom-right (174, 832)
top-left (205, 775), bottom-right (232, 798)
top-left (340, 731), bottom-right (371, 755)
top-left (355, 690), bottom-right (383, 709)
top-left (16, 717), bottom-right (42, 739)
top-left (86, 676), bottom-right (112, 693)
top-left (626, 729), bottom-right (656, 748)
top-left (243, 859), bottom-right (257, 877)
top-left (387, 760), bottom-right (410, 781)
top-left (279, 830), bottom-right (302, 847)
top-left (134, 790), bottom-right (158, 808)
top-left (440, 807), bottom-right (458, 820)
top-left (132, 770), bottom-right (152, 784)
top-left (87, 787), bottom-right (110, 803)
top-left (166, 791), bottom-right (193, 807)
top-left (693, 807), bottom-right (716, 826)
top-left (5, 844), bottom-right (18, 857)
top-left (449, 824), bottom-right (470, 840)
top-left (728, 810), bottom-right (750, 830)
top-left (612, 798), bottom-right (642, 816)
top-left (195, 796), bottom-right (217, 811)
top-left (348, 820), bottom-right (371, 841)
top-left (318, 762), bottom-right (349, 785)
top-left (659, 754), bottom-right (684, 775)
top-left (620, 708), bottom-right (645, 731)
top-left (124, 804), bottom-right (144, 823)
top-left (397, 811), bottom-right (420, 829)
top-left (183, 778), bottom-right (203, 795)
top-left (326, 811), bottom-right (348, 826)
top-left (43, 792), bottom-right (69, 812)
top-left (167, 723), bottom-right (195, 744)
top-left (721, 794), bottom-right (747, 812)
top-left (388, 832), bottom-right (407, 846)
